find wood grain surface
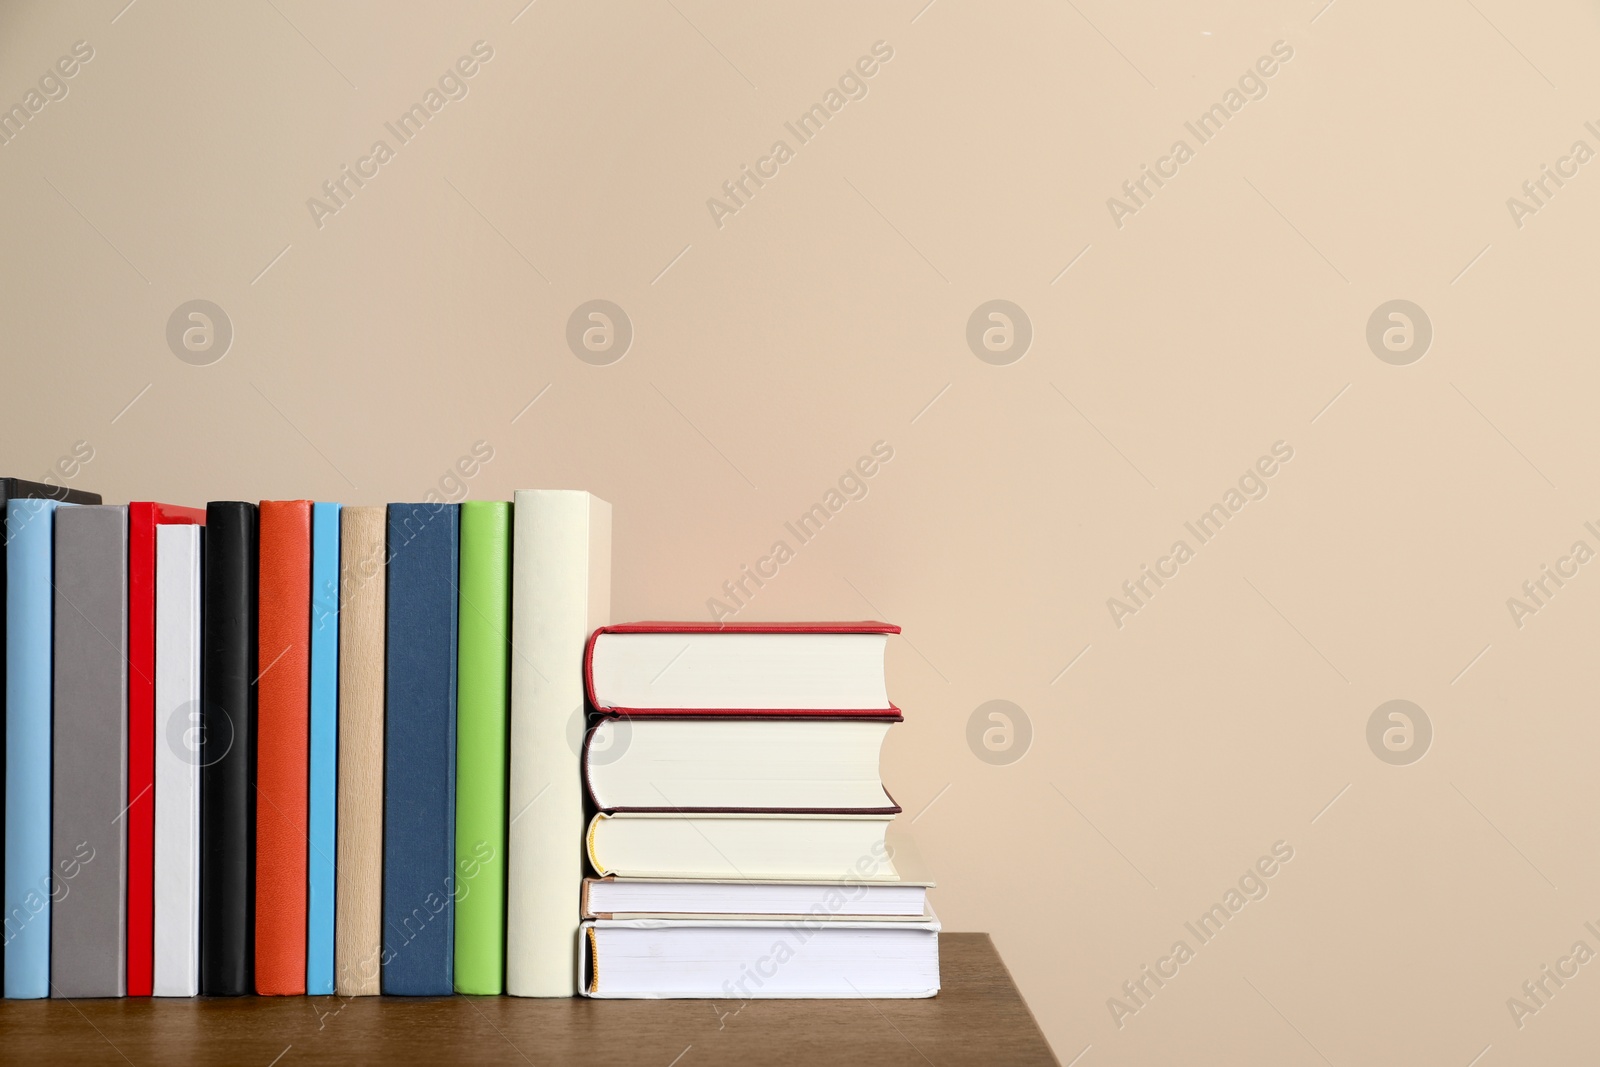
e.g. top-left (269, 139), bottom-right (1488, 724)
top-left (0, 934), bottom-right (1057, 1065)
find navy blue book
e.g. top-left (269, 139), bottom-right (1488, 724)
top-left (381, 503), bottom-right (459, 995)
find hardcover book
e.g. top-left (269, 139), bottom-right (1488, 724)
top-left (583, 716), bottom-right (901, 814)
top-left (335, 506), bottom-right (386, 996)
top-left (586, 812), bottom-right (899, 881)
top-left (52, 505), bottom-right (129, 998)
top-left (579, 913), bottom-right (941, 998)
top-left (126, 502), bottom-right (206, 997)
top-left (454, 501), bottom-right (511, 994)
top-left (152, 524), bottom-right (202, 996)
top-left (506, 491), bottom-right (610, 997)
top-left (585, 622), bottom-right (900, 716)
top-left (307, 502), bottom-right (340, 996)
top-left (0, 476), bottom-right (98, 991)
top-left (255, 501), bottom-right (311, 995)
top-left (199, 502), bottom-right (258, 996)
top-left (382, 503), bottom-right (459, 996)
top-left (4, 499), bottom-right (70, 998)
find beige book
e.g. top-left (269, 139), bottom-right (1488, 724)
top-left (334, 506), bottom-right (386, 995)
top-left (505, 491), bottom-right (611, 996)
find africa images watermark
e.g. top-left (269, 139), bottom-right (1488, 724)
top-left (1504, 920), bottom-right (1600, 1030)
top-left (1505, 121), bottom-right (1600, 230)
top-left (706, 40), bottom-right (895, 230)
top-left (706, 440), bottom-right (894, 623)
top-left (306, 41), bottom-right (495, 229)
top-left (1106, 441), bottom-right (1295, 629)
top-left (718, 838), bottom-right (895, 1000)
top-left (1504, 521), bottom-right (1600, 629)
top-left (1107, 840), bottom-right (1296, 1029)
top-left (1106, 39), bottom-right (1296, 229)
top-left (0, 40), bottom-right (95, 148)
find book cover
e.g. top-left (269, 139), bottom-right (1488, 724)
top-left (335, 506), bottom-right (385, 996)
top-left (199, 502), bottom-right (258, 996)
top-left (579, 912), bottom-right (941, 999)
top-left (382, 503), bottom-right (459, 995)
top-left (52, 505), bottom-right (128, 998)
top-left (4, 499), bottom-right (67, 998)
top-left (152, 524), bottom-right (202, 996)
top-left (0, 478), bottom-right (98, 991)
top-left (126, 501), bottom-right (205, 997)
top-left (506, 491), bottom-right (610, 997)
top-left (307, 502), bottom-right (340, 996)
top-left (255, 500), bottom-right (311, 995)
top-left (585, 622), bottom-right (901, 718)
top-left (581, 716), bottom-right (902, 815)
top-left (453, 500), bottom-right (511, 994)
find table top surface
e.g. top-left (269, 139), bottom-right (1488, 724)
top-left (0, 933), bottom-right (1058, 1066)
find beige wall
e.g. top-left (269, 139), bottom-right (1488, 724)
top-left (4, 0), bottom-right (1599, 1060)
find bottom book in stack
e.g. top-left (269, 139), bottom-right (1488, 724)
top-left (578, 834), bottom-right (939, 999)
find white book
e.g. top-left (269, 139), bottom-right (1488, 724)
top-left (579, 911), bottom-right (941, 998)
top-left (153, 524), bottom-right (201, 997)
top-left (584, 717), bottom-right (897, 812)
top-left (588, 630), bottom-right (891, 711)
top-left (583, 880), bottom-right (929, 919)
top-left (506, 491), bottom-right (611, 996)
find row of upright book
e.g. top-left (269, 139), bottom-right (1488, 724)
top-left (3, 481), bottom-right (610, 998)
top-left (1, 475), bottom-right (938, 999)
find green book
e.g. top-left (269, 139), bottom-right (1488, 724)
top-left (453, 501), bottom-right (513, 993)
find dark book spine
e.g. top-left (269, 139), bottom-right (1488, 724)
top-left (199, 502), bottom-right (258, 995)
top-left (382, 503), bottom-right (459, 995)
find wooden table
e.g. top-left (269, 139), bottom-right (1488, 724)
top-left (0, 933), bottom-right (1056, 1065)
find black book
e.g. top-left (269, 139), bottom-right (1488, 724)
top-left (0, 477), bottom-right (99, 985)
top-left (199, 502), bottom-right (258, 995)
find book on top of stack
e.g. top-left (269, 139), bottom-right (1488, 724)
top-left (578, 621), bottom-right (940, 999)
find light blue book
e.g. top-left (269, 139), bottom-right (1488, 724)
top-left (307, 502), bottom-right (341, 995)
top-left (4, 499), bottom-right (62, 998)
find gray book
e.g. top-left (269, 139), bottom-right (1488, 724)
top-left (52, 505), bottom-right (128, 998)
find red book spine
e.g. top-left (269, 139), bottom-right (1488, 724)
top-left (255, 500), bottom-right (312, 994)
top-left (125, 502), bottom-right (205, 998)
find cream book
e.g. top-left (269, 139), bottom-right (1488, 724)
top-left (583, 832), bottom-right (934, 919)
top-left (505, 491), bottom-right (611, 997)
top-left (586, 812), bottom-right (898, 881)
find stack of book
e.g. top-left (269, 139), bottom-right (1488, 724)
top-left (578, 622), bottom-right (940, 998)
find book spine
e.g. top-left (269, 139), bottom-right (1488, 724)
top-left (506, 491), bottom-right (611, 996)
top-left (335, 507), bottom-right (385, 996)
top-left (125, 502), bottom-right (156, 997)
top-left (3, 499), bottom-right (60, 998)
top-left (453, 501), bottom-right (511, 994)
top-left (51, 505), bottom-right (128, 998)
top-left (200, 502), bottom-right (257, 995)
top-left (381, 503), bottom-right (459, 995)
top-left (306, 502), bottom-right (340, 996)
top-left (255, 501), bottom-right (311, 995)
top-left (152, 525), bottom-right (201, 996)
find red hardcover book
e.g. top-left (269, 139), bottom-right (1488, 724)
top-left (584, 621), bottom-right (903, 718)
top-left (125, 502), bottom-right (206, 997)
top-left (254, 500), bottom-right (312, 995)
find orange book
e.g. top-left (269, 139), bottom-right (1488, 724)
top-left (254, 500), bottom-right (312, 994)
